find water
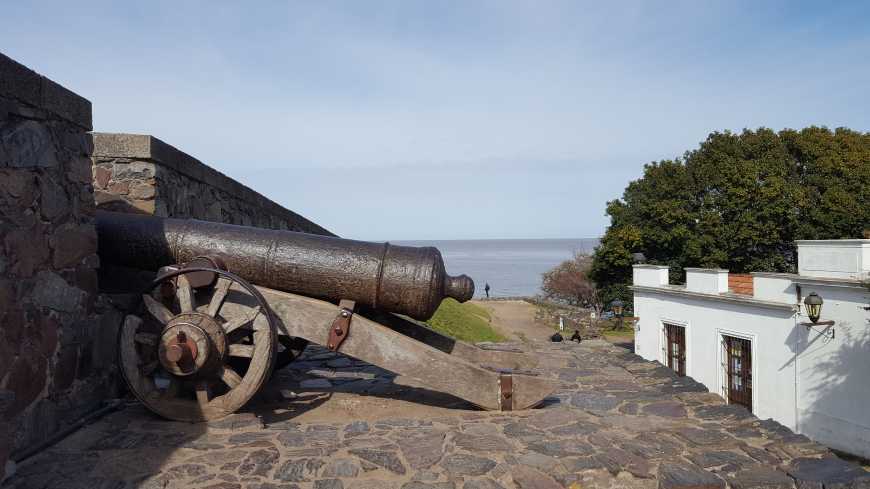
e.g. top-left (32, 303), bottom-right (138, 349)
top-left (394, 238), bottom-right (600, 298)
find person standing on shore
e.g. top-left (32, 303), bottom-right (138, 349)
top-left (484, 283), bottom-right (491, 298)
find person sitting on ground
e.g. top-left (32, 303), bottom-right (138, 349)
top-left (570, 330), bottom-right (582, 343)
top-left (550, 332), bottom-right (563, 342)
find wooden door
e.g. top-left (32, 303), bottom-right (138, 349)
top-left (664, 324), bottom-right (686, 377)
top-left (724, 335), bottom-right (752, 412)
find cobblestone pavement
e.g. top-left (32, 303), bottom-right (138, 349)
top-left (7, 340), bottom-right (870, 489)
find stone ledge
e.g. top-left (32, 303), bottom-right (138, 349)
top-left (92, 132), bottom-right (335, 236)
top-left (631, 285), bottom-right (798, 312)
top-left (0, 52), bottom-right (92, 130)
top-left (751, 272), bottom-right (868, 289)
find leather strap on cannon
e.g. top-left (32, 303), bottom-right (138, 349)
top-left (499, 373), bottom-right (513, 411)
top-left (327, 300), bottom-right (355, 351)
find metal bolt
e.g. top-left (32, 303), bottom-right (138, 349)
top-left (341, 311), bottom-right (350, 318)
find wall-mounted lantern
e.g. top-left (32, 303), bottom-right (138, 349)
top-left (801, 291), bottom-right (835, 339)
top-left (804, 292), bottom-right (823, 323)
top-left (611, 299), bottom-right (624, 317)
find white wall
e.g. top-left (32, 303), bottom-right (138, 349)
top-left (633, 280), bottom-right (870, 458)
top-left (797, 240), bottom-right (870, 280)
top-left (793, 282), bottom-right (870, 457)
top-left (633, 291), bottom-right (798, 428)
top-left (633, 265), bottom-right (669, 287)
top-left (685, 268), bottom-right (728, 294)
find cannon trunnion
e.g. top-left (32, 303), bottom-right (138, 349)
top-left (98, 211), bottom-right (557, 422)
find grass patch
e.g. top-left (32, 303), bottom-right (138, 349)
top-left (425, 298), bottom-right (506, 343)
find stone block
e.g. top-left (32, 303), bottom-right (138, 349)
top-left (657, 461), bottom-right (725, 489)
top-left (93, 165), bottom-right (112, 189)
top-left (38, 175), bottom-right (68, 221)
top-left (442, 454), bottom-right (495, 476)
top-left (107, 180), bottom-right (130, 194)
top-left (113, 161), bottom-right (156, 180)
top-left (128, 182), bottom-right (155, 200)
top-left (40, 76), bottom-right (92, 130)
top-left (50, 223), bottom-right (97, 269)
top-left (509, 465), bottom-right (563, 489)
top-left (31, 270), bottom-right (86, 312)
top-left (0, 53), bottom-right (41, 107)
top-left (91, 133), bottom-right (153, 159)
top-left (726, 466), bottom-right (795, 489)
top-left (94, 189), bottom-right (123, 205)
top-left (0, 170), bottom-right (38, 207)
top-left (66, 154), bottom-right (94, 184)
top-left (0, 119), bottom-right (59, 168)
top-left (4, 223), bottom-right (50, 277)
top-left (6, 351), bottom-right (47, 416)
top-left (784, 457), bottom-right (870, 489)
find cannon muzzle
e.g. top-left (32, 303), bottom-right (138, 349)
top-left (96, 211), bottom-right (474, 320)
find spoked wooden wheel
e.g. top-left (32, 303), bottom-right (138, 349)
top-left (119, 267), bottom-right (277, 422)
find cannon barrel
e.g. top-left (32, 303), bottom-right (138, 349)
top-left (96, 211), bottom-right (474, 320)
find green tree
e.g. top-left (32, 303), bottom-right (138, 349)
top-left (590, 127), bottom-right (870, 307)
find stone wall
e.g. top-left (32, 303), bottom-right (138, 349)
top-left (0, 53), bottom-right (122, 481)
top-left (91, 133), bottom-right (334, 235)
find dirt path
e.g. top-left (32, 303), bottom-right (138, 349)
top-left (472, 299), bottom-right (552, 343)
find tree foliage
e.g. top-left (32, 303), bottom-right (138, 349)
top-left (541, 253), bottom-right (604, 313)
top-left (591, 127), bottom-right (870, 306)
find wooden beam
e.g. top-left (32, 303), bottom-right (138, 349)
top-left (237, 287), bottom-right (558, 410)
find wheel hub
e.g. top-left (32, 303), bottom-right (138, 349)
top-left (158, 312), bottom-right (227, 377)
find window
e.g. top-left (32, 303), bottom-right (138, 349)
top-left (723, 335), bottom-right (752, 412)
top-left (663, 324), bottom-right (686, 376)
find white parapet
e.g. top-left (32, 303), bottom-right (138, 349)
top-left (796, 240), bottom-right (870, 280)
top-left (632, 264), bottom-right (669, 287)
top-left (685, 268), bottom-right (729, 294)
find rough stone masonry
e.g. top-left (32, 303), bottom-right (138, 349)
top-left (0, 53), bottom-right (124, 481)
top-left (90, 132), bottom-right (333, 236)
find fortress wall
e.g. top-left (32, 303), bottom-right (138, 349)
top-left (91, 133), bottom-right (334, 236)
top-left (0, 53), bottom-right (123, 480)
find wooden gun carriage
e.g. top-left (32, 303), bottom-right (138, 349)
top-left (98, 212), bottom-right (557, 422)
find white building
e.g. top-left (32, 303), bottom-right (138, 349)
top-left (632, 240), bottom-right (870, 457)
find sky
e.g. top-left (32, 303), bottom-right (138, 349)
top-left (2, 1), bottom-right (869, 240)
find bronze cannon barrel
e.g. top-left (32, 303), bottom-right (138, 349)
top-left (96, 211), bottom-right (474, 320)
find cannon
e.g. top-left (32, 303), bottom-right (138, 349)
top-left (98, 211), bottom-right (557, 421)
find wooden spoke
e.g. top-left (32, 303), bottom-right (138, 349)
top-left (223, 306), bottom-right (261, 334)
top-left (219, 366), bottom-right (243, 389)
top-left (195, 381), bottom-right (211, 407)
top-left (176, 275), bottom-right (195, 313)
top-left (122, 272), bottom-right (277, 422)
top-left (143, 295), bottom-right (174, 324)
top-left (228, 343), bottom-right (254, 358)
top-left (134, 332), bottom-right (158, 346)
top-left (207, 277), bottom-right (232, 317)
